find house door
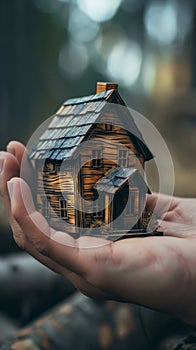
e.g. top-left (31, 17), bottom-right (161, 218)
top-left (112, 184), bottom-right (129, 231)
top-left (112, 185), bottom-right (140, 231)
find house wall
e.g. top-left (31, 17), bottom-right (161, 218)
top-left (77, 111), bottom-right (145, 229)
top-left (36, 161), bottom-right (76, 233)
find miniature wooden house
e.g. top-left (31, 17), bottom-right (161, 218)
top-left (29, 82), bottom-right (153, 237)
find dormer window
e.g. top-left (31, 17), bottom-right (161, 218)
top-left (92, 150), bottom-right (102, 168)
top-left (118, 149), bottom-right (128, 167)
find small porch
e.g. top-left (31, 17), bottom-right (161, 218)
top-left (94, 167), bottom-right (150, 234)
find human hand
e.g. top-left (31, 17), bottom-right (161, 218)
top-left (146, 192), bottom-right (196, 237)
top-left (1, 141), bottom-right (196, 326)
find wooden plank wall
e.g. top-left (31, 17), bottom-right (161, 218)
top-left (78, 112), bottom-right (145, 228)
top-left (36, 164), bottom-right (76, 233)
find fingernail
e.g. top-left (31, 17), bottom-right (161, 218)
top-left (7, 181), bottom-right (14, 200)
top-left (7, 144), bottom-right (15, 156)
top-left (0, 158), bottom-right (4, 175)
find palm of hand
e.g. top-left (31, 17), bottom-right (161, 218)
top-left (1, 141), bottom-right (196, 326)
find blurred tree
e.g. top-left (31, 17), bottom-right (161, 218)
top-left (0, 0), bottom-right (67, 147)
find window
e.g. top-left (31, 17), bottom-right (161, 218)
top-left (42, 196), bottom-right (50, 218)
top-left (118, 149), bottom-right (128, 167)
top-left (92, 150), bottom-right (102, 168)
top-left (105, 124), bottom-right (113, 131)
top-left (126, 190), bottom-right (139, 216)
top-left (59, 199), bottom-right (68, 219)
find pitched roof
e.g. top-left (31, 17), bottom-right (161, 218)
top-left (94, 167), bottom-right (151, 194)
top-left (29, 89), bottom-right (153, 161)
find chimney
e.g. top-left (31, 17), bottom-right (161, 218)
top-left (96, 82), bottom-right (118, 94)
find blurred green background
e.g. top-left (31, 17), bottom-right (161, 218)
top-left (0, 0), bottom-right (196, 203)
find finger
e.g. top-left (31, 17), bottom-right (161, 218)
top-left (161, 200), bottom-right (196, 225)
top-left (145, 193), bottom-right (158, 212)
top-left (5, 176), bottom-right (76, 278)
top-left (161, 210), bottom-right (186, 223)
top-left (0, 155), bottom-right (63, 275)
top-left (7, 140), bottom-right (28, 166)
top-left (159, 220), bottom-right (196, 238)
top-left (0, 151), bottom-right (20, 190)
top-left (0, 164), bottom-right (63, 277)
top-left (7, 140), bottom-right (35, 188)
top-left (146, 193), bottom-right (179, 218)
top-left (0, 151), bottom-right (20, 213)
top-left (146, 193), bottom-right (172, 215)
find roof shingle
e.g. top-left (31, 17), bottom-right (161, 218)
top-left (29, 89), bottom-right (153, 161)
top-left (95, 167), bottom-right (150, 194)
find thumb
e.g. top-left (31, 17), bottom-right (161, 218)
top-left (7, 177), bottom-right (51, 252)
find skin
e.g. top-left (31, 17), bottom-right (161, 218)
top-left (1, 141), bottom-right (196, 326)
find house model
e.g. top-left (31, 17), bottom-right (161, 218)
top-left (29, 82), bottom-right (155, 238)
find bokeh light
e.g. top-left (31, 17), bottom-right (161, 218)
top-left (76, 0), bottom-right (122, 23)
top-left (145, 1), bottom-right (177, 45)
top-left (68, 6), bottom-right (100, 43)
top-left (106, 40), bottom-right (142, 87)
top-left (144, 0), bottom-right (193, 46)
